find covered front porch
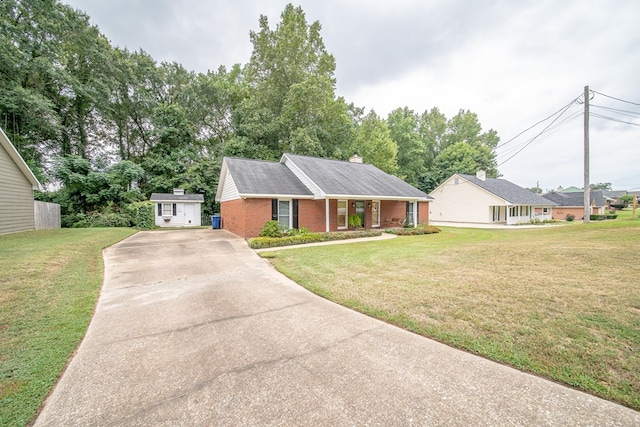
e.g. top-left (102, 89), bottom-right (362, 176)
top-left (323, 198), bottom-right (429, 232)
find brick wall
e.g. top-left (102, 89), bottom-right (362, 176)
top-left (418, 201), bottom-right (430, 225)
top-left (298, 199), bottom-right (326, 232)
top-left (220, 199), bottom-right (246, 237)
top-left (220, 198), bottom-right (272, 238)
top-left (380, 201), bottom-right (407, 227)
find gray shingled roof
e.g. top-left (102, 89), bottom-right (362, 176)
top-left (542, 190), bottom-right (607, 207)
top-left (285, 154), bottom-right (431, 199)
top-left (459, 174), bottom-right (555, 205)
top-left (225, 157), bottom-right (314, 196)
top-left (150, 193), bottom-right (204, 202)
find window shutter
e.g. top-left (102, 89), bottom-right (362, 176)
top-left (292, 199), bottom-right (299, 229)
top-left (157, 204), bottom-right (161, 216)
top-left (271, 199), bottom-right (278, 221)
top-left (173, 204), bottom-right (177, 216)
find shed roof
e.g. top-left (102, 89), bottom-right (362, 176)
top-left (150, 193), bottom-right (204, 202)
top-left (458, 174), bottom-right (555, 205)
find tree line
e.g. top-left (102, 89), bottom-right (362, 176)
top-left (1, 1), bottom-right (500, 227)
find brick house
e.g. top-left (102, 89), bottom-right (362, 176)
top-left (215, 153), bottom-right (433, 238)
top-left (542, 190), bottom-right (607, 220)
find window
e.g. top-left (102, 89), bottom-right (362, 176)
top-left (492, 206), bottom-right (501, 222)
top-left (509, 206), bottom-right (517, 217)
top-left (337, 200), bottom-right (347, 229)
top-left (543, 207), bottom-right (549, 214)
top-left (278, 200), bottom-right (291, 229)
top-left (162, 203), bottom-right (175, 216)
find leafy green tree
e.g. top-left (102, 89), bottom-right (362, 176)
top-left (237, 3), bottom-right (343, 158)
top-left (443, 109), bottom-right (499, 150)
top-left (388, 107), bottom-right (425, 186)
top-left (431, 142), bottom-right (498, 186)
top-left (352, 110), bottom-right (398, 174)
top-left (590, 182), bottom-right (612, 191)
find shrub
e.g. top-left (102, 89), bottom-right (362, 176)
top-left (606, 214), bottom-right (618, 220)
top-left (590, 214), bottom-right (605, 221)
top-left (249, 229), bottom-right (382, 249)
top-left (260, 220), bottom-right (283, 238)
top-left (126, 201), bottom-right (155, 229)
top-left (566, 214), bottom-right (575, 222)
top-left (348, 214), bottom-right (362, 228)
top-left (385, 226), bottom-right (441, 235)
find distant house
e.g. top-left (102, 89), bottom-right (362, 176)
top-left (542, 191), bottom-right (607, 220)
top-left (150, 189), bottom-right (204, 227)
top-left (429, 171), bottom-right (555, 225)
top-left (0, 127), bottom-right (43, 235)
top-left (215, 153), bottom-right (432, 238)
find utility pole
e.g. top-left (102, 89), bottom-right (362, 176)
top-left (583, 85), bottom-right (590, 223)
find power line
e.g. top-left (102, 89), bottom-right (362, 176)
top-left (498, 100), bottom-right (578, 166)
top-left (496, 111), bottom-right (582, 159)
top-left (496, 93), bottom-right (582, 149)
top-left (589, 112), bottom-right (640, 127)
top-left (590, 104), bottom-right (640, 119)
top-left (592, 90), bottom-right (640, 106)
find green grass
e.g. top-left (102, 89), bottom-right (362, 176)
top-left (267, 215), bottom-right (640, 410)
top-left (0, 228), bottom-right (136, 426)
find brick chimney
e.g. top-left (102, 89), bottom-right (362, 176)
top-left (476, 170), bottom-right (486, 181)
top-left (349, 153), bottom-right (363, 163)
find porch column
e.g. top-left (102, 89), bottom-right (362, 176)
top-left (413, 200), bottom-right (418, 227)
top-left (325, 198), bottom-right (330, 232)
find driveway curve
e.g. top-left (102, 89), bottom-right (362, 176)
top-left (35, 229), bottom-right (638, 426)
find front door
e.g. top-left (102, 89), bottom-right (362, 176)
top-left (184, 204), bottom-right (195, 226)
top-left (355, 200), bottom-right (365, 228)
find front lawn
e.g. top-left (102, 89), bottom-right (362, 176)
top-left (0, 228), bottom-right (136, 426)
top-left (266, 218), bottom-right (640, 410)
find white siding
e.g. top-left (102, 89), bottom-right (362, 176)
top-left (220, 171), bottom-right (240, 202)
top-left (282, 155), bottom-right (324, 198)
top-left (429, 176), bottom-right (506, 223)
top-left (0, 143), bottom-right (35, 234)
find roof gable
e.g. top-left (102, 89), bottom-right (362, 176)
top-left (221, 157), bottom-right (314, 198)
top-left (0, 127), bottom-right (42, 191)
top-left (457, 174), bottom-right (555, 205)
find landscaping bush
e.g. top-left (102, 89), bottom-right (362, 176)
top-left (566, 214), bottom-right (575, 222)
top-left (348, 214), bottom-right (362, 229)
top-left (249, 229), bottom-right (382, 249)
top-left (385, 226), bottom-right (441, 235)
top-left (606, 214), bottom-right (618, 220)
top-left (590, 214), bottom-right (606, 221)
top-left (259, 220), bottom-right (283, 238)
top-left (126, 201), bottom-right (155, 229)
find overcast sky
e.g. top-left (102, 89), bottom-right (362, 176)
top-left (64, 0), bottom-right (640, 191)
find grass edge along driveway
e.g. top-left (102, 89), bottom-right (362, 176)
top-left (0, 228), bottom-right (136, 427)
top-left (266, 218), bottom-right (640, 411)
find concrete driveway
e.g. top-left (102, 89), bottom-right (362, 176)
top-left (35, 229), bottom-right (638, 426)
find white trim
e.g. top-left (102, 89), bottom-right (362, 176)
top-left (325, 198), bottom-right (330, 232)
top-left (281, 153), bottom-right (326, 198)
top-left (277, 199), bottom-right (292, 229)
top-left (236, 193), bottom-right (315, 199)
top-left (325, 194), bottom-right (431, 202)
top-left (0, 127), bottom-right (42, 191)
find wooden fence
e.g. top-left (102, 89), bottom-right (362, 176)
top-left (34, 201), bottom-right (61, 230)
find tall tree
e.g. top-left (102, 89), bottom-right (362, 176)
top-left (236, 3), bottom-right (344, 158)
top-left (387, 107), bottom-right (425, 186)
top-left (352, 110), bottom-right (398, 174)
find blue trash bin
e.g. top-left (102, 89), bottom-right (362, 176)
top-left (212, 214), bottom-right (221, 229)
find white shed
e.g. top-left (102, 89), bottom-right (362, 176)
top-left (150, 189), bottom-right (204, 227)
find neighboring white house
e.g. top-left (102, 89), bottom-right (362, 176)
top-left (429, 171), bottom-right (556, 225)
top-left (150, 189), bottom-right (204, 227)
top-left (0, 126), bottom-right (43, 235)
